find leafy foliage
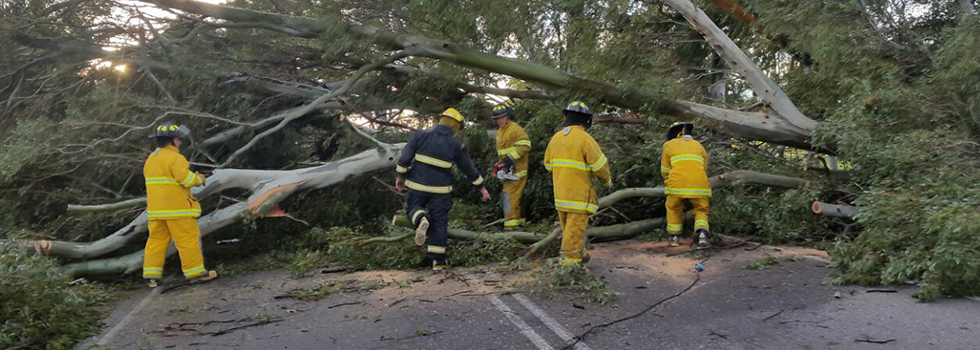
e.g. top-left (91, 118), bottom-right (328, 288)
top-left (0, 246), bottom-right (109, 350)
top-left (518, 264), bottom-right (620, 304)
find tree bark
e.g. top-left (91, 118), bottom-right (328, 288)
top-left (662, 0), bottom-right (817, 132)
top-left (598, 170), bottom-right (809, 208)
top-left (136, 0), bottom-right (819, 150)
top-left (67, 198), bottom-right (147, 212)
top-left (391, 216), bottom-right (667, 244)
top-left (33, 145), bottom-right (403, 264)
top-left (811, 201), bottom-right (857, 218)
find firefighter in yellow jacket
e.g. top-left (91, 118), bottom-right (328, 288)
top-left (491, 104), bottom-right (531, 230)
top-left (544, 101), bottom-right (612, 266)
top-left (142, 123), bottom-right (217, 287)
top-left (661, 122), bottom-right (712, 248)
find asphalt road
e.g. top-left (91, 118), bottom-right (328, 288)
top-left (78, 240), bottom-right (980, 350)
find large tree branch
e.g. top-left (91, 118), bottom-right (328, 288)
top-left (44, 144), bottom-right (403, 272)
top-left (661, 0), bottom-right (817, 131)
top-left (10, 34), bottom-right (171, 72)
top-left (598, 170), bottom-right (809, 208)
top-left (137, 0), bottom-right (818, 149)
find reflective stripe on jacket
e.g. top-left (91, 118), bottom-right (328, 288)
top-left (660, 135), bottom-right (711, 197)
top-left (496, 120), bottom-right (531, 178)
top-left (144, 145), bottom-right (205, 220)
top-left (544, 125), bottom-right (612, 213)
top-left (396, 125), bottom-right (483, 194)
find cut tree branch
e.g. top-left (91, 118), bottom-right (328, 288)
top-left (811, 201), bottom-right (857, 219)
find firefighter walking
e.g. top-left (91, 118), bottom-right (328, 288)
top-left (543, 101), bottom-right (612, 267)
top-left (660, 122), bottom-right (712, 248)
top-left (143, 123), bottom-right (217, 287)
top-left (395, 108), bottom-right (491, 270)
top-left (491, 104), bottom-right (531, 230)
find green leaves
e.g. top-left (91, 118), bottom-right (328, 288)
top-left (0, 246), bottom-right (109, 350)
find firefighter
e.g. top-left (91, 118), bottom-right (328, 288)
top-left (491, 104), bottom-right (531, 231)
top-left (395, 108), bottom-right (491, 270)
top-left (543, 101), bottom-right (612, 267)
top-left (660, 122), bottom-right (712, 248)
top-left (143, 123), bottom-right (217, 287)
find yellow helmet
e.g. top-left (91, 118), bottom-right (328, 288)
top-left (442, 108), bottom-right (464, 123)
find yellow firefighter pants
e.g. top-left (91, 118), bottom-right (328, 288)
top-left (558, 211), bottom-right (589, 266)
top-left (502, 177), bottom-right (527, 228)
top-left (665, 196), bottom-right (710, 234)
top-left (143, 218), bottom-right (207, 280)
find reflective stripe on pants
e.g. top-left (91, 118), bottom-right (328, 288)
top-left (665, 196), bottom-right (710, 235)
top-left (143, 218), bottom-right (206, 279)
top-left (405, 190), bottom-right (452, 259)
top-left (558, 211), bottom-right (589, 263)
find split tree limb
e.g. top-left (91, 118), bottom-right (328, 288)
top-left (661, 0), bottom-right (817, 132)
top-left (811, 201), bottom-right (857, 219)
top-left (32, 144), bottom-right (404, 264)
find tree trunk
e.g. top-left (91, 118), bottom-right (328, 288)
top-left (811, 201), bottom-right (857, 219)
top-left (598, 170), bottom-right (809, 208)
top-left (136, 0), bottom-right (819, 150)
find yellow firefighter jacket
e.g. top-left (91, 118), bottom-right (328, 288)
top-left (144, 145), bottom-right (206, 220)
top-left (544, 125), bottom-right (612, 213)
top-left (497, 120), bottom-right (531, 178)
top-left (660, 135), bottom-right (711, 197)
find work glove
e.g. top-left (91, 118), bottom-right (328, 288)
top-left (480, 187), bottom-right (491, 202)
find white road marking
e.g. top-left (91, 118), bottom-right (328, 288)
top-left (96, 287), bottom-right (162, 347)
top-left (513, 294), bottom-right (593, 350)
top-left (488, 294), bottom-right (556, 350)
